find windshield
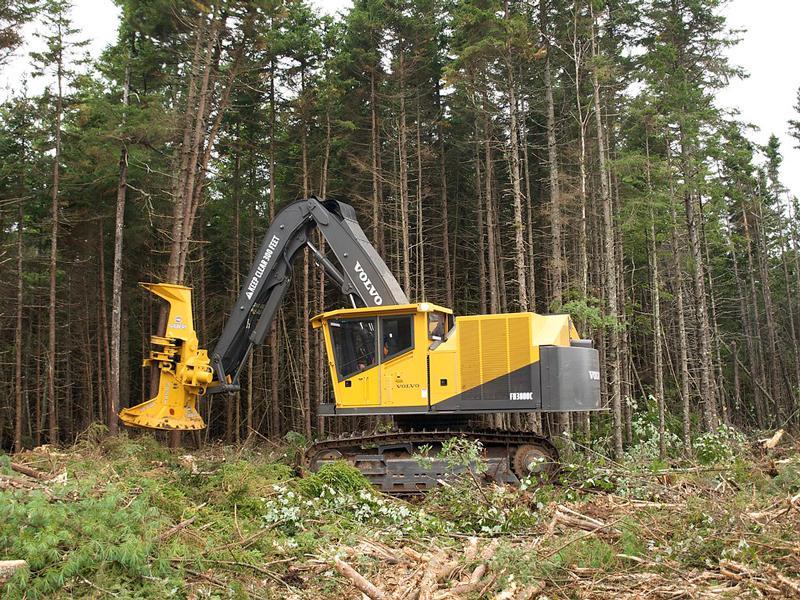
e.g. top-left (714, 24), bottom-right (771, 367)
top-left (329, 318), bottom-right (377, 379)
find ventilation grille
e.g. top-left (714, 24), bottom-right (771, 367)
top-left (458, 314), bottom-right (533, 392)
top-left (459, 319), bottom-right (481, 392)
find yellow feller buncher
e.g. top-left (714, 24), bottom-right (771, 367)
top-left (120, 197), bottom-right (601, 492)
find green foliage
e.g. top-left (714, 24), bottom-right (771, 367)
top-left (263, 462), bottom-right (446, 539)
top-left (296, 461), bottom-right (371, 498)
top-left (624, 395), bottom-right (682, 461)
top-left (439, 436), bottom-right (487, 474)
top-left (424, 482), bottom-right (541, 534)
top-left (0, 484), bottom-right (176, 598)
top-left (693, 425), bottom-right (747, 465)
top-left (789, 87), bottom-right (800, 149)
top-left (3, 437), bottom-right (799, 597)
top-left (768, 455), bottom-right (800, 495)
top-left (560, 297), bottom-right (620, 332)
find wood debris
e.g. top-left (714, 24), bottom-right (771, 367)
top-left (553, 504), bottom-right (621, 539)
top-left (0, 473), bottom-right (54, 499)
top-left (329, 537), bottom-right (511, 600)
top-left (760, 429), bottom-right (785, 450)
top-left (333, 557), bottom-right (387, 600)
top-left (0, 560), bottom-right (27, 584)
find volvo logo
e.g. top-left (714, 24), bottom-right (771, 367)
top-left (354, 261), bottom-right (383, 305)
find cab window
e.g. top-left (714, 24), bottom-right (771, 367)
top-left (428, 312), bottom-right (447, 341)
top-left (330, 318), bottom-right (376, 379)
top-left (380, 315), bottom-right (414, 361)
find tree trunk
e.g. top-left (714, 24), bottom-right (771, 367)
top-left (301, 67), bottom-right (312, 439)
top-left (666, 140), bottom-right (691, 451)
top-left (645, 137), bottom-right (665, 458)
top-left (436, 84), bottom-right (453, 308)
top-left (755, 201), bottom-right (782, 415)
top-left (504, 22), bottom-right (527, 311)
top-left (228, 149), bottom-right (242, 444)
top-left (729, 226), bottom-right (764, 427)
top-left (317, 112), bottom-right (332, 436)
top-left (398, 54), bottom-right (411, 298)
top-left (109, 39), bottom-right (131, 437)
top-left (415, 101), bottom-right (426, 299)
top-left (14, 197), bottom-right (24, 452)
top-left (370, 69), bottom-right (383, 254)
top-left (521, 98), bottom-right (536, 310)
top-left (166, 16), bottom-right (205, 284)
top-left (483, 98), bottom-right (499, 314)
top-left (573, 2), bottom-right (589, 298)
top-left (779, 222), bottom-right (800, 403)
top-left (475, 130), bottom-right (487, 315)
top-left (47, 33), bottom-right (64, 444)
top-left (742, 211), bottom-right (769, 426)
top-left (269, 55), bottom-right (281, 440)
top-left (97, 222), bottom-right (113, 428)
top-left (678, 136), bottom-right (717, 431)
top-left (590, 4), bottom-right (621, 457)
top-left (702, 218), bottom-right (727, 424)
top-left (540, 0), bottom-right (561, 308)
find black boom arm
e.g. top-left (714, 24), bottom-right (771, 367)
top-left (208, 197), bottom-right (408, 394)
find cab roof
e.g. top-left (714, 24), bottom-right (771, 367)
top-left (311, 302), bottom-right (452, 328)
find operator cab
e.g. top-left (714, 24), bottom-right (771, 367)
top-left (312, 303), bottom-right (452, 413)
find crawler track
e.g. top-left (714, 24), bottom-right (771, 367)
top-left (303, 429), bottom-right (559, 494)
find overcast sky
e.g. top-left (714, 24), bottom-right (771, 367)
top-left (2, 0), bottom-right (798, 198)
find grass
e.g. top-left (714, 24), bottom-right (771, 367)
top-left (0, 429), bottom-right (798, 599)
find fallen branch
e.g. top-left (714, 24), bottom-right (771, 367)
top-left (10, 462), bottom-right (49, 480)
top-left (333, 557), bottom-right (387, 600)
top-left (553, 505), bottom-right (620, 539)
top-left (213, 519), bottom-right (286, 554)
top-left (463, 537), bottom-right (479, 562)
top-left (540, 515), bottom-right (628, 561)
top-left (402, 547), bottom-right (425, 562)
top-left (158, 516), bottom-right (197, 542)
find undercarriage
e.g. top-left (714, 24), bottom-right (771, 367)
top-left (304, 426), bottom-right (559, 494)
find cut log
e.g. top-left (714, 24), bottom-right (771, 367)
top-left (515, 582), bottom-right (545, 600)
top-left (0, 560), bottom-right (27, 583)
top-left (10, 462), bottom-right (49, 480)
top-left (333, 557), bottom-right (387, 600)
top-left (433, 563), bottom-right (488, 599)
top-left (761, 429), bottom-right (785, 449)
top-left (417, 556), bottom-right (441, 600)
top-left (402, 547), bottom-right (425, 562)
top-left (463, 537), bottom-right (479, 562)
top-left (0, 474), bottom-right (54, 499)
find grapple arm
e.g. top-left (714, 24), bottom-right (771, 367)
top-left (119, 197), bottom-right (406, 431)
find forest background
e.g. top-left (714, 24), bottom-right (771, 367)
top-left (1, 0), bottom-right (800, 458)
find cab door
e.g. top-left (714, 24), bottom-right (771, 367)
top-left (329, 317), bottom-right (381, 407)
top-left (379, 314), bottom-right (427, 409)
